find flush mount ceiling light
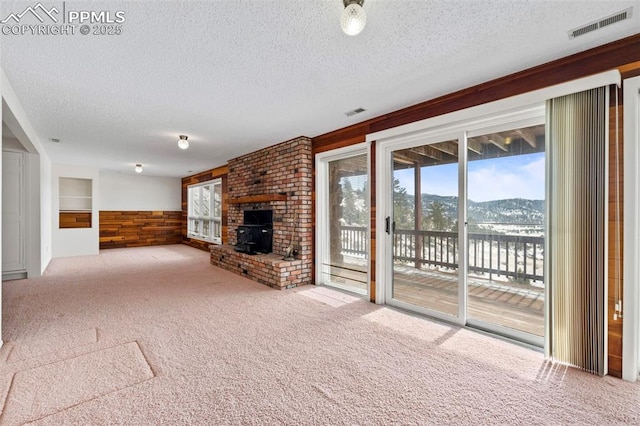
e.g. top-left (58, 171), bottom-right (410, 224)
top-left (135, 163), bottom-right (143, 173)
top-left (341, 0), bottom-right (366, 36)
top-left (178, 135), bottom-right (189, 150)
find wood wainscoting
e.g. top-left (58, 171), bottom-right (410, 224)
top-left (59, 212), bottom-right (92, 228)
top-left (99, 211), bottom-right (182, 249)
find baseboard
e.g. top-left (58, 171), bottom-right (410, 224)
top-left (2, 271), bottom-right (27, 281)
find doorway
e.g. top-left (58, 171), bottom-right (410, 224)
top-left (379, 111), bottom-right (546, 346)
top-left (2, 150), bottom-right (26, 280)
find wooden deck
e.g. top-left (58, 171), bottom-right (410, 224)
top-left (393, 266), bottom-right (544, 336)
top-left (322, 260), bottom-right (544, 337)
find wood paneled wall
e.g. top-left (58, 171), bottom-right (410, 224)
top-left (181, 165), bottom-right (229, 252)
top-left (59, 212), bottom-right (91, 228)
top-left (369, 142), bottom-right (377, 302)
top-left (99, 211), bottom-right (182, 249)
top-left (608, 92), bottom-right (624, 377)
top-left (311, 34), bottom-right (640, 375)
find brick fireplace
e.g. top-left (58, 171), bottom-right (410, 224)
top-left (209, 136), bottom-right (313, 289)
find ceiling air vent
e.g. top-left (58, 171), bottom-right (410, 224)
top-left (345, 107), bottom-right (366, 117)
top-left (569, 7), bottom-right (633, 39)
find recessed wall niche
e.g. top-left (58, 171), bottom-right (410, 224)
top-left (59, 177), bottom-right (92, 229)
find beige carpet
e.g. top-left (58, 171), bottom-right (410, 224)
top-left (0, 244), bottom-right (638, 424)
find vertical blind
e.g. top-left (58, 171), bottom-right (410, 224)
top-left (547, 86), bottom-right (608, 375)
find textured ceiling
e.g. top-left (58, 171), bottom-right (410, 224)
top-left (1, 0), bottom-right (638, 178)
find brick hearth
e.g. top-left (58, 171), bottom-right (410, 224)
top-left (210, 245), bottom-right (304, 289)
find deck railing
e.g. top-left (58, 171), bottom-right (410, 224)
top-left (339, 225), bottom-right (369, 257)
top-left (339, 226), bottom-right (544, 282)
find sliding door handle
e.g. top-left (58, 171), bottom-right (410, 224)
top-left (385, 216), bottom-right (391, 234)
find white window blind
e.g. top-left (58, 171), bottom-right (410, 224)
top-left (547, 86), bottom-right (608, 375)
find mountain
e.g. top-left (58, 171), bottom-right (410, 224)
top-left (415, 194), bottom-right (544, 225)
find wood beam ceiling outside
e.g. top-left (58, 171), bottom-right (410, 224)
top-left (472, 135), bottom-right (508, 152)
top-left (467, 138), bottom-right (484, 155)
top-left (393, 150), bottom-right (428, 166)
top-left (334, 157), bottom-right (368, 178)
top-left (515, 128), bottom-right (538, 148)
top-left (431, 142), bottom-right (458, 157)
top-left (487, 134), bottom-right (509, 152)
top-left (410, 145), bottom-right (442, 161)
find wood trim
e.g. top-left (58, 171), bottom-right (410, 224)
top-left (313, 34), bottom-right (640, 151)
top-left (369, 141), bottom-right (376, 302)
top-left (186, 165), bottom-right (229, 181)
top-left (608, 95), bottom-right (624, 378)
top-left (620, 61), bottom-right (640, 79)
top-left (314, 124), bottom-right (371, 155)
top-left (228, 194), bottom-right (287, 204)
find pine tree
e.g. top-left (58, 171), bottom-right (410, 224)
top-left (393, 178), bottom-right (414, 229)
top-left (341, 178), bottom-right (358, 225)
top-left (428, 201), bottom-right (449, 231)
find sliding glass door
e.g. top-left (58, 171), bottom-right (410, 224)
top-left (316, 145), bottom-right (369, 296)
top-left (380, 113), bottom-right (546, 345)
top-left (466, 124), bottom-right (546, 339)
top-left (391, 138), bottom-right (461, 318)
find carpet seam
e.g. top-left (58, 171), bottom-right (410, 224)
top-left (6, 328), bottom-right (98, 365)
top-left (24, 375), bottom-right (156, 425)
top-left (0, 373), bottom-right (16, 422)
top-left (4, 339), bottom-right (139, 375)
top-left (134, 340), bottom-right (157, 378)
top-left (4, 341), bottom-right (156, 425)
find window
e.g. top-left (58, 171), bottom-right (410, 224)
top-left (188, 179), bottom-right (222, 244)
top-left (316, 145), bottom-right (370, 297)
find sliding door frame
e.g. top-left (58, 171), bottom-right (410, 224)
top-left (380, 129), bottom-right (467, 325)
top-left (315, 142), bottom-right (370, 298)
top-left (376, 106), bottom-right (546, 343)
top-left (465, 117), bottom-right (546, 348)
top-left (623, 75), bottom-right (640, 381)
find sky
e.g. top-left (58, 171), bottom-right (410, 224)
top-left (394, 152), bottom-right (545, 202)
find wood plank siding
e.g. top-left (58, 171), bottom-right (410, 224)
top-left (99, 211), bottom-right (182, 249)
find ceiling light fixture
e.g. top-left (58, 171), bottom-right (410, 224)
top-left (341, 0), bottom-right (366, 36)
top-left (135, 163), bottom-right (143, 173)
top-left (178, 135), bottom-right (189, 150)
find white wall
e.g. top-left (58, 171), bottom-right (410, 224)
top-left (0, 72), bottom-right (3, 347)
top-left (99, 172), bottom-right (181, 211)
top-left (25, 152), bottom-right (41, 277)
top-left (40, 155), bottom-right (52, 270)
top-left (1, 68), bottom-right (53, 274)
top-left (53, 164), bottom-right (99, 258)
top-left (2, 66), bottom-right (57, 345)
